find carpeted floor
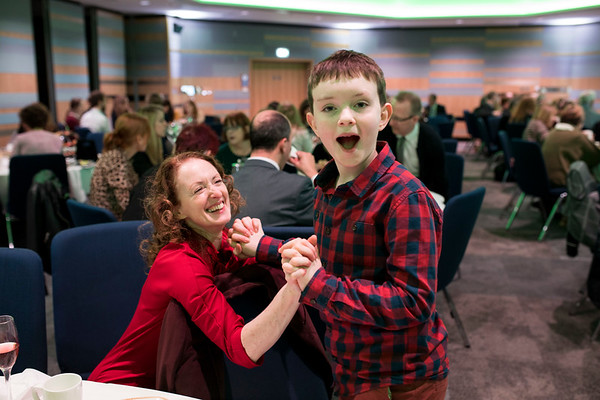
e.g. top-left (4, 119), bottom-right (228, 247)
top-left (42, 142), bottom-right (600, 399)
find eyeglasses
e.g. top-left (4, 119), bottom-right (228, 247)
top-left (391, 115), bottom-right (415, 123)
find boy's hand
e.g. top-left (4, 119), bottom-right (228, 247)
top-left (280, 235), bottom-right (321, 290)
top-left (288, 151), bottom-right (318, 179)
top-left (228, 217), bottom-right (263, 259)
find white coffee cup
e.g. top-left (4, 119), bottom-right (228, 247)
top-left (32, 373), bottom-right (82, 400)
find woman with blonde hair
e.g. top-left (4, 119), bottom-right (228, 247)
top-left (523, 103), bottom-right (557, 144)
top-left (132, 105), bottom-right (171, 177)
top-left (89, 113), bottom-right (150, 220)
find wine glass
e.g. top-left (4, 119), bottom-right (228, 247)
top-left (0, 315), bottom-right (19, 400)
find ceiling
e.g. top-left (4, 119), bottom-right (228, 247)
top-left (73, 0), bottom-right (600, 29)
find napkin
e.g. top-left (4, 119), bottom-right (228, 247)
top-left (2, 368), bottom-right (51, 400)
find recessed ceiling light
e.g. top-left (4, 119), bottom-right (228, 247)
top-left (167, 10), bottom-right (211, 19)
top-left (276, 47), bottom-right (290, 58)
top-left (333, 22), bottom-right (371, 30)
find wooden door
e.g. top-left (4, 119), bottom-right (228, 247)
top-left (249, 59), bottom-right (312, 118)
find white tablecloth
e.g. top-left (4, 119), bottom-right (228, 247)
top-left (3, 369), bottom-right (200, 400)
top-left (0, 157), bottom-right (94, 209)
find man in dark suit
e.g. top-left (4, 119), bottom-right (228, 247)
top-left (233, 109), bottom-right (316, 227)
top-left (423, 93), bottom-right (446, 120)
top-left (378, 91), bottom-right (448, 200)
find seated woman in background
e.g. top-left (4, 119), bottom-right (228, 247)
top-left (277, 103), bottom-right (314, 153)
top-left (131, 105), bottom-right (171, 177)
top-left (216, 111), bottom-right (252, 174)
top-left (88, 113), bottom-right (150, 220)
top-left (65, 98), bottom-right (84, 131)
top-left (523, 104), bottom-right (557, 144)
top-left (88, 152), bottom-right (302, 388)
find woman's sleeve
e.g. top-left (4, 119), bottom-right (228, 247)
top-left (156, 249), bottom-right (260, 368)
top-left (104, 155), bottom-right (135, 215)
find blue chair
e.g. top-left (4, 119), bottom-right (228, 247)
top-left (506, 139), bottom-right (567, 241)
top-left (4, 154), bottom-right (69, 248)
top-left (263, 225), bottom-right (315, 240)
top-left (51, 221), bottom-right (152, 376)
top-left (0, 248), bottom-right (47, 373)
top-left (88, 132), bottom-right (105, 154)
top-left (506, 122), bottom-right (527, 140)
top-left (66, 199), bottom-right (117, 227)
top-left (497, 130), bottom-right (515, 184)
top-left (445, 153), bottom-right (464, 200)
top-left (438, 186), bottom-right (486, 348)
top-left (442, 138), bottom-right (458, 154)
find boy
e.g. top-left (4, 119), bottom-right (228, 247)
top-left (232, 50), bottom-right (448, 399)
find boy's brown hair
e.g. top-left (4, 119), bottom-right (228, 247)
top-left (307, 49), bottom-right (387, 113)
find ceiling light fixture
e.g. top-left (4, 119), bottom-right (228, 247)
top-left (167, 10), bottom-right (211, 19)
top-left (275, 47), bottom-right (290, 58)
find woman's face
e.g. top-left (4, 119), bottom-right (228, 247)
top-left (225, 125), bottom-right (247, 145)
top-left (154, 112), bottom-right (167, 138)
top-left (175, 158), bottom-right (231, 239)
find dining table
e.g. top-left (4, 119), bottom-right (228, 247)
top-left (0, 154), bottom-right (94, 209)
top-left (5, 369), bottom-right (200, 400)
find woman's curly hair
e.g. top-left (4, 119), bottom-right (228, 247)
top-left (141, 151), bottom-right (244, 266)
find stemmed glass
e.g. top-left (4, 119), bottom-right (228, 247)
top-left (0, 315), bottom-right (19, 400)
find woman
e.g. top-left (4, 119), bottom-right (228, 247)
top-left (65, 97), bottom-right (84, 131)
top-left (278, 103), bottom-right (314, 153)
top-left (216, 112), bottom-right (252, 174)
top-left (131, 105), bottom-right (170, 177)
top-left (523, 104), bottom-right (557, 144)
top-left (181, 99), bottom-right (200, 124)
top-left (88, 152), bottom-right (301, 388)
top-left (88, 113), bottom-right (150, 220)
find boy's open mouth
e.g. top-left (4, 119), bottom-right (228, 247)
top-left (337, 135), bottom-right (360, 150)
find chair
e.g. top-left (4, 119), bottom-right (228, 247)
top-left (505, 139), bottom-right (567, 241)
top-left (51, 221), bottom-right (152, 376)
top-left (437, 118), bottom-right (455, 139)
top-left (506, 122), bottom-right (527, 140)
top-left (263, 225), bottom-right (315, 240)
top-left (438, 186), bottom-right (486, 348)
top-left (66, 199), bottom-right (117, 227)
top-left (476, 116), bottom-right (498, 157)
top-left (88, 132), bottom-right (105, 154)
top-left (463, 110), bottom-right (481, 154)
top-left (4, 154), bottom-right (69, 248)
top-left (442, 138), bottom-right (458, 154)
top-left (0, 248), bottom-right (47, 373)
top-left (445, 153), bottom-right (464, 200)
top-left (497, 130), bottom-right (514, 184)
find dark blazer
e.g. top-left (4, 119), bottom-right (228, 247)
top-left (424, 103), bottom-right (446, 118)
top-left (378, 123), bottom-right (448, 199)
top-left (232, 159), bottom-right (315, 226)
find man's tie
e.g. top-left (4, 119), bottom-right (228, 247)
top-left (396, 136), bottom-right (406, 163)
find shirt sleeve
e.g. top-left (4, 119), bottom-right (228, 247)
top-left (105, 154), bottom-right (135, 214)
top-left (302, 190), bottom-right (443, 331)
top-left (154, 247), bottom-right (261, 368)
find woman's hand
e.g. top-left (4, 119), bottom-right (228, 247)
top-left (228, 216), bottom-right (264, 259)
top-left (279, 235), bottom-right (321, 290)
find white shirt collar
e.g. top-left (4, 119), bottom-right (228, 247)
top-left (247, 156), bottom-right (280, 170)
top-left (554, 122), bottom-right (575, 131)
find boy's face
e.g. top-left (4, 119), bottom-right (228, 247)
top-left (307, 76), bottom-right (391, 180)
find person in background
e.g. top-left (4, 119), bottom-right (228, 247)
top-left (267, 100), bottom-right (280, 110)
top-left (278, 103), bottom-right (314, 153)
top-left (122, 122), bottom-right (221, 222)
top-left (523, 103), bottom-right (557, 144)
top-left (147, 93), bottom-right (164, 106)
top-left (65, 98), bottom-right (84, 131)
top-left (542, 103), bottom-right (600, 188)
top-left (131, 105), bottom-right (171, 177)
top-left (216, 111), bottom-right (252, 174)
top-left (423, 93), bottom-right (446, 120)
top-left (80, 90), bottom-right (111, 134)
top-left (181, 99), bottom-right (201, 124)
top-left (89, 152), bottom-right (302, 388)
top-left (88, 113), bottom-right (150, 220)
top-left (111, 95), bottom-right (132, 127)
top-left (233, 49), bottom-right (448, 399)
top-left (579, 90), bottom-right (600, 129)
top-left (380, 90), bottom-right (448, 200)
top-left (233, 109), bottom-right (315, 227)
top-left (508, 96), bottom-right (536, 125)
top-left (163, 98), bottom-right (175, 123)
top-left (11, 102), bottom-right (64, 156)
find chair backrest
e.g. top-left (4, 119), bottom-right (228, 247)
top-left (51, 221), bottom-right (152, 376)
top-left (442, 138), bottom-right (458, 154)
top-left (8, 154), bottom-right (69, 220)
top-left (0, 248), bottom-right (47, 373)
top-left (88, 132), bottom-right (105, 154)
top-left (444, 153), bottom-right (464, 200)
top-left (506, 122), bottom-right (527, 139)
top-left (66, 199), bottom-right (117, 227)
top-left (438, 187), bottom-right (486, 291)
top-left (463, 110), bottom-right (480, 139)
top-left (263, 225), bottom-right (315, 240)
top-left (510, 139), bottom-right (554, 197)
top-left (437, 119), bottom-right (455, 139)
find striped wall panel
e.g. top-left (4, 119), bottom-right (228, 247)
top-left (97, 10), bottom-right (126, 98)
top-left (0, 1), bottom-right (37, 135)
top-left (49, 0), bottom-right (89, 126)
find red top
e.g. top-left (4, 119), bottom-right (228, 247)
top-left (89, 231), bottom-right (261, 388)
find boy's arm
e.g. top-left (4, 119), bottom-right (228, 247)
top-left (303, 191), bottom-right (443, 330)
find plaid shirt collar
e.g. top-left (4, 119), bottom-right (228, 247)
top-left (315, 141), bottom-right (396, 198)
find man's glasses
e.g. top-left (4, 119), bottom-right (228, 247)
top-left (391, 115), bottom-right (415, 123)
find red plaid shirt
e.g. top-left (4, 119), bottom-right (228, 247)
top-left (257, 142), bottom-right (448, 398)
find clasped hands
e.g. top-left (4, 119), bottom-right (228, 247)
top-left (228, 217), bottom-right (321, 290)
